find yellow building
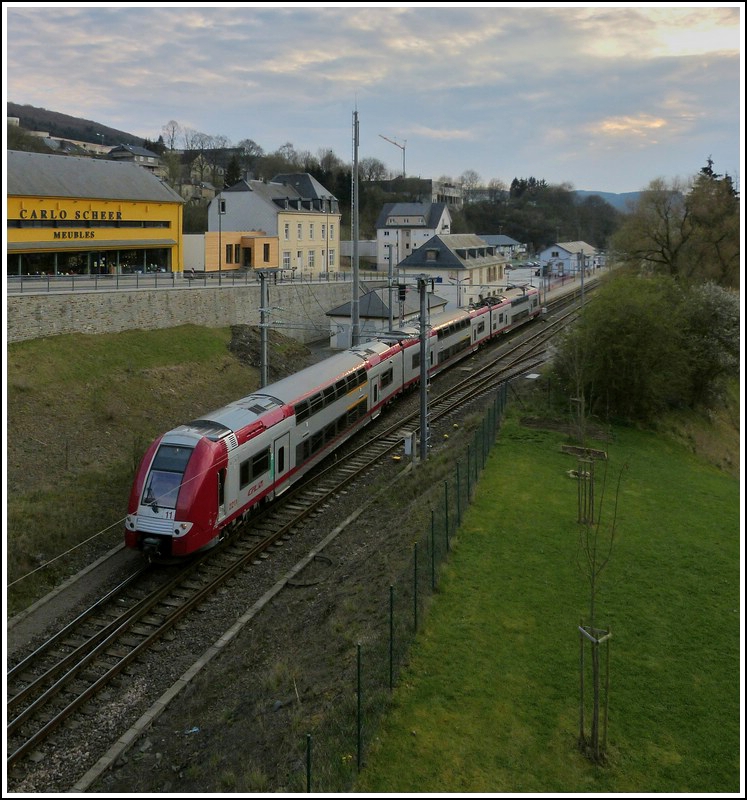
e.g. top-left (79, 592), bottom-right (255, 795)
top-left (208, 174), bottom-right (341, 279)
top-left (7, 150), bottom-right (184, 276)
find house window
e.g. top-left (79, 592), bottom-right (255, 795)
top-left (308, 250), bottom-right (315, 269)
top-left (263, 243), bottom-right (270, 262)
top-left (284, 223), bottom-right (290, 241)
top-left (321, 224), bottom-right (326, 239)
top-left (309, 223), bottom-right (315, 239)
top-left (329, 224), bottom-right (335, 239)
top-left (329, 249), bottom-right (335, 267)
top-left (234, 244), bottom-right (240, 263)
top-left (282, 251), bottom-right (291, 269)
top-left (225, 244), bottom-right (232, 264)
top-left (297, 223), bottom-right (303, 240)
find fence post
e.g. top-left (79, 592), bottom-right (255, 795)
top-left (306, 733), bottom-right (312, 793)
top-left (413, 543), bottom-right (418, 632)
top-left (389, 585), bottom-right (394, 690)
top-left (357, 642), bottom-right (362, 772)
top-left (431, 512), bottom-right (436, 590)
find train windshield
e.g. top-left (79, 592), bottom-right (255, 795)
top-left (142, 444), bottom-right (193, 510)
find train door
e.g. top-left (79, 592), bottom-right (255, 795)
top-left (369, 375), bottom-right (382, 418)
top-left (217, 468), bottom-right (227, 520)
top-left (273, 432), bottom-right (291, 495)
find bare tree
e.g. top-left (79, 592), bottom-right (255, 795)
top-left (161, 120), bottom-right (181, 151)
top-left (576, 458), bottom-right (627, 763)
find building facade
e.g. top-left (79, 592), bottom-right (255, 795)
top-left (395, 233), bottom-right (508, 309)
top-left (375, 202), bottom-right (452, 271)
top-left (206, 173), bottom-right (341, 279)
top-left (7, 150), bottom-right (185, 276)
top-left (537, 240), bottom-right (600, 275)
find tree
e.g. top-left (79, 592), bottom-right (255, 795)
top-left (459, 169), bottom-right (482, 203)
top-left (685, 160), bottom-right (740, 288)
top-left (610, 161), bottom-right (739, 288)
top-left (551, 274), bottom-right (691, 421)
top-left (161, 120), bottom-right (181, 151)
top-left (224, 155), bottom-right (242, 189)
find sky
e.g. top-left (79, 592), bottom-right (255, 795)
top-left (2, 2), bottom-right (743, 195)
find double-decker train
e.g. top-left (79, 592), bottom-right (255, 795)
top-left (125, 285), bottom-right (541, 558)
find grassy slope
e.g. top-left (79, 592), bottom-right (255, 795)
top-left (355, 406), bottom-right (741, 793)
top-left (5, 325), bottom-right (309, 612)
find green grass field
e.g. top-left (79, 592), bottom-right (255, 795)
top-left (355, 411), bottom-right (741, 793)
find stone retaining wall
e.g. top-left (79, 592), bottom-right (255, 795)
top-left (6, 282), bottom-right (382, 345)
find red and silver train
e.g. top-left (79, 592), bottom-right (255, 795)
top-left (125, 285), bottom-right (540, 558)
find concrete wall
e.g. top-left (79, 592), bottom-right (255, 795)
top-left (6, 281), bottom-right (384, 345)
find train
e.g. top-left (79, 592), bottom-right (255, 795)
top-left (125, 284), bottom-right (541, 558)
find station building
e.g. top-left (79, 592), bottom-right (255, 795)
top-left (6, 150), bottom-right (185, 276)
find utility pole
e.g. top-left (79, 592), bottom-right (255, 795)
top-left (418, 275), bottom-right (429, 462)
top-left (352, 110), bottom-right (360, 346)
top-left (259, 271), bottom-right (269, 387)
top-left (379, 134), bottom-right (406, 178)
top-left (387, 243), bottom-right (394, 332)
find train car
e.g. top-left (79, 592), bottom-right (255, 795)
top-left (125, 284), bottom-right (543, 559)
top-left (126, 341), bottom-right (405, 558)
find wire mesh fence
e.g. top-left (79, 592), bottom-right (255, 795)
top-left (287, 381), bottom-right (510, 792)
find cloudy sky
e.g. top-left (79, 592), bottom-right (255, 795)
top-left (3, 3), bottom-right (743, 194)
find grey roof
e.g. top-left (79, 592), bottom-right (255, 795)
top-left (108, 144), bottom-right (160, 159)
top-left (7, 150), bottom-right (184, 203)
top-left (398, 234), bottom-right (500, 271)
top-left (479, 234), bottom-right (521, 247)
top-left (327, 287), bottom-right (448, 319)
top-left (374, 202), bottom-right (448, 230)
top-left (223, 176), bottom-right (338, 213)
top-left (555, 240), bottom-right (597, 255)
top-left (272, 173), bottom-right (338, 200)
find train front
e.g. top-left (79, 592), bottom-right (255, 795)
top-left (125, 428), bottom-right (223, 558)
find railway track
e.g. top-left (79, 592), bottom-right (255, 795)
top-left (5, 287), bottom-right (589, 788)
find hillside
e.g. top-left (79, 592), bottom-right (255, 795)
top-left (574, 189), bottom-right (641, 211)
top-left (7, 101), bottom-right (143, 148)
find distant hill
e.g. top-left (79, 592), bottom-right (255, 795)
top-left (7, 101), bottom-right (144, 148)
top-left (574, 189), bottom-right (640, 212)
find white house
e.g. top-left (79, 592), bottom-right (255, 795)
top-left (537, 241), bottom-right (599, 276)
top-left (394, 233), bottom-right (508, 310)
top-left (375, 202), bottom-right (451, 271)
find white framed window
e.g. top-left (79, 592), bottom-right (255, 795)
top-left (284, 223), bottom-right (290, 241)
top-left (309, 223), bottom-right (315, 240)
top-left (329, 224), bottom-right (335, 239)
top-left (297, 222), bottom-right (303, 240)
top-left (321, 224), bottom-right (326, 240)
top-left (282, 251), bottom-right (291, 269)
top-left (329, 249), bottom-right (335, 267)
top-left (308, 250), bottom-right (315, 269)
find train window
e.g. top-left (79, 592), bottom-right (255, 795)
top-left (252, 449), bottom-right (270, 479)
top-left (142, 444), bottom-right (193, 510)
top-left (240, 459), bottom-right (250, 489)
top-left (323, 386), bottom-right (336, 405)
top-left (276, 446), bottom-right (285, 474)
top-left (295, 400), bottom-right (310, 422)
top-left (310, 392), bottom-right (324, 415)
top-left (412, 352), bottom-right (420, 369)
top-left (477, 321), bottom-right (485, 334)
top-left (335, 379), bottom-right (347, 398)
top-left (151, 444), bottom-right (193, 473)
top-left (142, 470), bottom-right (181, 510)
top-left (381, 367), bottom-right (393, 388)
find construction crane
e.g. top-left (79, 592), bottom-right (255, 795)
top-left (379, 134), bottom-right (406, 178)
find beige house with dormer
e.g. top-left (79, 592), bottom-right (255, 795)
top-left (206, 173), bottom-right (341, 278)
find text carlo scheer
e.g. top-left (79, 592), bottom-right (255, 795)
top-left (19, 207), bottom-right (124, 240)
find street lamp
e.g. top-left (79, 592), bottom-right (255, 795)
top-left (218, 196), bottom-right (226, 286)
